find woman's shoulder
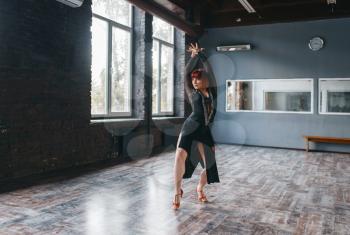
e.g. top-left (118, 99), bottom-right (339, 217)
top-left (191, 90), bottom-right (202, 104)
top-left (192, 89), bottom-right (212, 98)
top-left (192, 89), bottom-right (202, 98)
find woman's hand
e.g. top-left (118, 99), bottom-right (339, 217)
top-left (187, 43), bottom-right (204, 58)
top-left (211, 145), bottom-right (215, 153)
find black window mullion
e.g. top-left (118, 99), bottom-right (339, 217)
top-left (153, 37), bottom-right (173, 48)
top-left (93, 13), bottom-right (131, 32)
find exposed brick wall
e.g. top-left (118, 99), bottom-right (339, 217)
top-left (0, 0), bottom-right (111, 181)
top-left (0, 0), bottom-right (185, 183)
top-left (175, 30), bottom-right (186, 117)
top-left (132, 7), bottom-right (147, 119)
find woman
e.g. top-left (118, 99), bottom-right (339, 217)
top-left (172, 43), bottom-right (220, 210)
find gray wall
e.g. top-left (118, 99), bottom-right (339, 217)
top-left (200, 18), bottom-right (350, 153)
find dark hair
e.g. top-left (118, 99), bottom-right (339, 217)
top-left (191, 69), bottom-right (202, 79)
top-left (191, 68), bottom-right (209, 80)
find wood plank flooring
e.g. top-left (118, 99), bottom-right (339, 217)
top-left (0, 144), bottom-right (350, 234)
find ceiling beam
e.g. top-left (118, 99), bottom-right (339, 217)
top-left (126, 0), bottom-right (203, 37)
top-left (207, 0), bottom-right (221, 9)
top-left (213, 0), bottom-right (324, 14)
top-left (206, 2), bottom-right (350, 28)
top-left (167, 0), bottom-right (191, 9)
top-left (152, 0), bottom-right (186, 19)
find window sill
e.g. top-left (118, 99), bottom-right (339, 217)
top-left (90, 118), bottom-right (144, 130)
top-left (151, 116), bottom-right (185, 128)
top-left (152, 116), bottom-right (184, 120)
top-left (91, 118), bottom-right (143, 123)
top-left (89, 117), bottom-right (185, 129)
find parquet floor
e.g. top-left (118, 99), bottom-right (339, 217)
top-left (0, 144), bottom-right (350, 234)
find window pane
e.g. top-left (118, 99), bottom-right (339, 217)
top-left (319, 79), bottom-right (350, 114)
top-left (91, 17), bottom-right (108, 115)
top-left (152, 41), bottom-right (159, 114)
top-left (327, 92), bottom-right (350, 112)
top-left (254, 80), bottom-right (312, 112)
top-left (234, 81), bottom-right (253, 111)
top-left (264, 92), bottom-right (311, 112)
top-left (160, 45), bottom-right (174, 112)
top-left (153, 17), bottom-right (173, 43)
top-left (111, 27), bottom-right (131, 113)
top-left (92, 0), bottom-right (130, 26)
top-left (226, 81), bottom-right (235, 111)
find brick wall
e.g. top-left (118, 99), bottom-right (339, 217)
top-left (0, 0), bottom-right (185, 183)
top-left (0, 0), bottom-right (112, 181)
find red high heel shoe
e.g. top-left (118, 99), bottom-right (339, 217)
top-left (197, 189), bottom-right (208, 203)
top-left (172, 189), bottom-right (183, 210)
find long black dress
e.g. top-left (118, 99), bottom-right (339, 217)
top-left (177, 88), bottom-right (220, 184)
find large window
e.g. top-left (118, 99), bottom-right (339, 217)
top-left (91, 0), bottom-right (132, 117)
top-left (152, 17), bottom-right (174, 116)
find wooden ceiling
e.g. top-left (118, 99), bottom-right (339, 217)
top-left (128, 0), bottom-right (350, 37)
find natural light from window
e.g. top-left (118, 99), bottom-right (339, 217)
top-left (152, 16), bottom-right (174, 115)
top-left (91, 0), bottom-right (132, 117)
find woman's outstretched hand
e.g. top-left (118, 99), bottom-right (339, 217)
top-left (187, 43), bottom-right (204, 58)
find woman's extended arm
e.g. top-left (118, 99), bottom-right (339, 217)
top-left (184, 44), bottom-right (208, 104)
top-left (187, 43), bottom-right (204, 58)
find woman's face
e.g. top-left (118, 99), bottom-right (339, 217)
top-left (192, 74), bottom-right (208, 90)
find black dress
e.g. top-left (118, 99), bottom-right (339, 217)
top-left (177, 89), bottom-right (220, 184)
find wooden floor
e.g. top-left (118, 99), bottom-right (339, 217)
top-left (0, 144), bottom-right (350, 234)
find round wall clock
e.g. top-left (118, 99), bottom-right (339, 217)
top-left (309, 37), bottom-right (324, 51)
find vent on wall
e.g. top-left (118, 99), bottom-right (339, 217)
top-left (216, 44), bottom-right (251, 52)
top-left (56, 0), bottom-right (84, 7)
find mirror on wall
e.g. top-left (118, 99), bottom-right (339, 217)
top-left (319, 78), bottom-right (350, 115)
top-left (226, 79), bottom-right (313, 113)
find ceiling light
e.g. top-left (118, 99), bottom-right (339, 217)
top-left (238, 0), bottom-right (256, 13)
top-left (56, 0), bottom-right (84, 7)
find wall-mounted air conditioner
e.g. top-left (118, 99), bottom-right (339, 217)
top-left (216, 44), bottom-right (252, 52)
top-left (56, 0), bottom-right (84, 8)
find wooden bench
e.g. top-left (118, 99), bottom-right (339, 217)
top-left (303, 136), bottom-right (350, 152)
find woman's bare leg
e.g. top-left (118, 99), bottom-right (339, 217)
top-left (174, 147), bottom-right (187, 194)
top-left (173, 134), bottom-right (188, 205)
top-left (196, 142), bottom-right (207, 191)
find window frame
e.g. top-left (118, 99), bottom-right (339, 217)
top-left (91, 3), bottom-right (133, 119)
top-left (225, 78), bottom-right (314, 114)
top-left (318, 78), bottom-right (350, 116)
top-left (152, 21), bottom-right (175, 117)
